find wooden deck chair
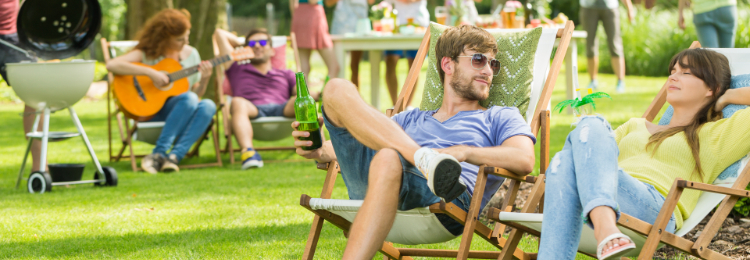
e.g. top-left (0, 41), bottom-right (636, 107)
top-left (101, 39), bottom-right (223, 172)
top-left (212, 33), bottom-right (302, 164)
top-left (298, 21), bottom-right (575, 260)
top-left (489, 41), bottom-right (750, 260)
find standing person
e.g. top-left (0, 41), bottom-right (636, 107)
top-left (580, 0), bottom-right (634, 93)
top-left (384, 0), bottom-right (429, 107)
top-left (0, 0), bottom-right (42, 173)
top-left (327, 0), bottom-right (375, 88)
top-left (106, 9), bottom-right (216, 174)
top-left (537, 49), bottom-right (750, 259)
top-left (291, 0), bottom-right (340, 81)
top-left (678, 0), bottom-right (737, 48)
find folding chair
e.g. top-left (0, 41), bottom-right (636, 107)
top-left (101, 39), bottom-right (223, 172)
top-left (489, 41), bottom-right (750, 260)
top-left (299, 21), bottom-right (575, 260)
top-left (213, 33), bottom-right (302, 164)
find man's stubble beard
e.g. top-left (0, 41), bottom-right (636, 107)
top-left (449, 67), bottom-right (490, 101)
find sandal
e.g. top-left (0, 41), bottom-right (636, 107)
top-left (597, 233), bottom-right (636, 260)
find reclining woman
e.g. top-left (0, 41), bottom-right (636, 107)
top-left (106, 9), bottom-right (216, 173)
top-left (539, 48), bottom-right (750, 260)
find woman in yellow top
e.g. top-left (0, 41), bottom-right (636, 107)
top-left (537, 48), bottom-right (750, 260)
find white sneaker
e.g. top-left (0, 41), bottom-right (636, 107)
top-left (414, 147), bottom-right (466, 202)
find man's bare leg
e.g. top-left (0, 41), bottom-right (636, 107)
top-left (231, 97), bottom-right (259, 151)
top-left (23, 105), bottom-right (43, 171)
top-left (323, 79), bottom-right (420, 165)
top-left (385, 54), bottom-right (400, 106)
top-left (342, 148), bottom-right (401, 259)
top-left (350, 50), bottom-right (363, 88)
top-left (405, 58), bottom-right (417, 107)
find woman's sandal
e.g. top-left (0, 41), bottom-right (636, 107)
top-left (597, 233), bottom-right (636, 260)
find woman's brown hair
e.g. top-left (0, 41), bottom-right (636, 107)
top-left (647, 48), bottom-right (732, 180)
top-left (134, 9), bottom-right (192, 59)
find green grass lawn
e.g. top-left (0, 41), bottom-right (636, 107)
top-left (0, 54), bottom-right (673, 259)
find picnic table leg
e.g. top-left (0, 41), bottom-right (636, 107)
top-left (335, 43), bottom-right (346, 79)
top-left (565, 38), bottom-right (578, 114)
top-left (369, 50), bottom-right (382, 111)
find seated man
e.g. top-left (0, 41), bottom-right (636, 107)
top-left (213, 28), bottom-right (301, 169)
top-left (292, 25), bottom-right (536, 259)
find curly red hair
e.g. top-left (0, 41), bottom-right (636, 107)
top-left (135, 9), bottom-right (192, 59)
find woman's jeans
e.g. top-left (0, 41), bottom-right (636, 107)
top-left (694, 5), bottom-right (737, 48)
top-left (149, 92), bottom-right (216, 162)
top-left (537, 117), bottom-right (675, 259)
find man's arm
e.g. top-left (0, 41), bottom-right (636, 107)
top-left (621, 0), bottom-right (634, 24)
top-left (213, 28), bottom-right (249, 71)
top-left (437, 135), bottom-right (535, 175)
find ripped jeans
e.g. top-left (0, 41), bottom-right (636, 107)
top-left (537, 116), bottom-right (675, 259)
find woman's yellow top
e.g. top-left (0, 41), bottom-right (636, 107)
top-left (614, 108), bottom-right (750, 229)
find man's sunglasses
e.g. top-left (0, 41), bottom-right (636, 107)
top-left (457, 53), bottom-right (501, 76)
top-left (248, 40), bottom-right (268, 47)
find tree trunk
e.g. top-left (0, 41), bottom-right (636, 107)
top-left (124, 0), bottom-right (173, 40)
top-left (176, 0), bottom-right (227, 100)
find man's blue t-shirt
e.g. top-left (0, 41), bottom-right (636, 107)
top-left (391, 106), bottom-right (537, 209)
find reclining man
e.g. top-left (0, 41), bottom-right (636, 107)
top-left (292, 25), bottom-right (536, 259)
top-left (214, 28), bottom-right (315, 169)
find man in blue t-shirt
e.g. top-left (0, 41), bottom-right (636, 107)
top-left (292, 25), bottom-right (536, 259)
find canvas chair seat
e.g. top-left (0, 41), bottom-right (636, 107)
top-left (309, 198), bottom-right (456, 245)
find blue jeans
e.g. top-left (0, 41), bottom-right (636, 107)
top-left (149, 92), bottom-right (216, 162)
top-left (538, 117), bottom-right (675, 259)
top-left (694, 5), bottom-right (737, 48)
top-left (322, 108), bottom-right (472, 235)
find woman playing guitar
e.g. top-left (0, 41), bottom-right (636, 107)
top-left (106, 9), bottom-right (215, 174)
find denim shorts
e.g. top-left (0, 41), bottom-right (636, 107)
top-left (253, 102), bottom-right (287, 118)
top-left (384, 50), bottom-right (419, 59)
top-left (322, 107), bottom-right (471, 235)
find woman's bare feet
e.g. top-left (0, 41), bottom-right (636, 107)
top-left (590, 206), bottom-right (634, 258)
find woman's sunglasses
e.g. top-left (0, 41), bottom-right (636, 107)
top-left (457, 53), bottom-right (501, 76)
top-left (248, 40), bottom-right (268, 47)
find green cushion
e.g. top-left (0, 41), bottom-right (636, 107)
top-left (420, 23), bottom-right (542, 120)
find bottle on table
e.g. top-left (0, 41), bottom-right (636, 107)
top-left (294, 72), bottom-right (323, 150)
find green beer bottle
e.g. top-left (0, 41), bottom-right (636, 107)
top-left (294, 72), bottom-right (323, 150)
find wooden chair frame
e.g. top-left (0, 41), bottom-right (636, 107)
top-left (213, 33), bottom-right (302, 164)
top-left (299, 21), bottom-right (575, 260)
top-left (490, 41), bottom-right (750, 260)
top-left (101, 38), bottom-right (223, 172)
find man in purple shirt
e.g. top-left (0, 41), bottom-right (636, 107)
top-left (214, 28), bottom-right (308, 170)
top-left (292, 25), bottom-right (536, 258)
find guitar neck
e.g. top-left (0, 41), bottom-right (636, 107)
top-left (167, 54), bottom-right (233, 82)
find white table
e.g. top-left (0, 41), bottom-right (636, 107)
top-left (332, 31), bottom-right (587, 111)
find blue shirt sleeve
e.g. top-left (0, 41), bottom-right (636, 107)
top-left (490, 107), bottom-right (537, 146)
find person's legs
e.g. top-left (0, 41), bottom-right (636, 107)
top-left (581, 7), bottom-right (601, 88)
top-left (693, 12), bottom-right (720, 48)
top-left (317, 47), bottom-right (340, 79)
top-left (404, 51), bottom-right (418, 107)
top-left (323, 78), bottom-right (420, 164)
top-left (385, 52), bottom-right (401, 105)
top-left (231, 96), bottom-right (260, 151)
top-left (714, 5), bottom-right (737, 48)
top-left (169, 99), bottom-right (217, 162)
top-left (152, 92), bottom-right (199, 155)
top-left (342, 148), bottom-right (402, 259)
top-left (601, 8), bottom-right (626, 92)
top-left (299, 48), bottom-right (313, 77)
top-left (538, 117), bottom-right (621, 258)
top-left (350, 50), bottom-right (363, 88)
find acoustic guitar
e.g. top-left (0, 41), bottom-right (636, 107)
top-left (113, 48), bottom-right (253, 121)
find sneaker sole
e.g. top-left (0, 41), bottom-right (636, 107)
top-left (241, 160), bottom-right (264, 170)
top-left (426, 155), bottom-right (465, 202)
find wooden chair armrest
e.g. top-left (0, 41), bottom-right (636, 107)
top-left (677, 180), bottom-right (750, 198)
top-left (317, 161), bottom-right (340, 172)
top-left (484, 166), bottom-right (534, 182)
